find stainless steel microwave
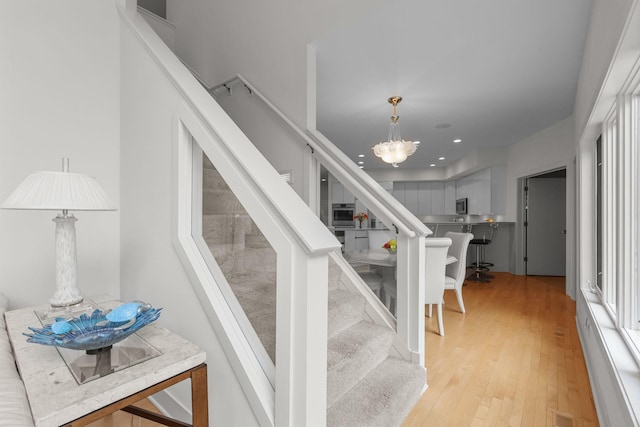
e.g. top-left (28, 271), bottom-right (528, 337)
top-left (332, 203), bottom-right (355, 227)
top-left (456, 198), bottom-right (468, 215)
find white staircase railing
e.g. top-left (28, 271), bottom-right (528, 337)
top-left (206, 75), bottom-right (433, 365)
top-left (118, 5), bottom-right (340, 427)
top-left (120, 2), bottom-right (432, 423)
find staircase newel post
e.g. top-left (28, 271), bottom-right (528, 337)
top-left (275, 249), bottom-right (329, 427)
top-left (395, 233), bottom-right (426, 366)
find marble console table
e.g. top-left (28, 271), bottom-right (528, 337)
top-left (5, 301), bottom-right (208, 427)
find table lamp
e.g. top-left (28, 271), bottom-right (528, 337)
top-left (2, 158), bottom-right (116, 307)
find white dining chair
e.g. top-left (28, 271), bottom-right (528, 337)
top-left (443, 231), bottom-right (474, 313)
top-left (424, 237), bottom-right (452, 336)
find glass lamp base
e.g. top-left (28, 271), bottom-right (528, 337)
top-left (35, 299), bottom-right (99, 325)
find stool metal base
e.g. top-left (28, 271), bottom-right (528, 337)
top-left (469, 238), bottom-right (493, 283)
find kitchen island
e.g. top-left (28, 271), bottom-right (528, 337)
top-left (422, 220), bottom-right (515, 273)
top-left (331, 216), bottom-right (515, 273)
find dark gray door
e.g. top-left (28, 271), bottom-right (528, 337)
top-left (525, 171), bottom-right (566, 276)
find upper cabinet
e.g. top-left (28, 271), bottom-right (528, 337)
top-left (331, 181), bottom-right (355, 204)
top-left (444, 181), bottom-right (456, 215)
top-left (387, 166), bottom-right (507, 216)
top-left (456, 168), bottom-right (491, 214)
top-left (455, 166), bottom-right (506, 214)
top-left (392, 181), bottom-right (446, 216)
top-left (490, 166), bottom-right (507, 216)
top-left (330, 166), bottom-right (507, 217)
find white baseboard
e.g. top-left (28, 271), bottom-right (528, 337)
top-left (576, 290), bottom-right (639, 427)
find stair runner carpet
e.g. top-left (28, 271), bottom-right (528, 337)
top-left (203, 160), bottom-right (425, 426)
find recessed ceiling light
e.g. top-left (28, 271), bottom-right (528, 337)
top-left (430, 163), bottom-right (436, 167)
top-left (453, 138), bottom-right (462, 143)
top-left (321, 178), bottom-right (326, 182)
top-left (359, 166), bottom-right (364, 169)
top-left (358, 154), bottom-right (365, 158)
top-left (438, 156), bottom-right (445, 160)
top-left (414, 141), bottom-right (421, 145)
top-left (358, 161), bottom-right (364, 165)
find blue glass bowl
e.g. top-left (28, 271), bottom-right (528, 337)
top-left (24, 303), bottom-right (162, 351)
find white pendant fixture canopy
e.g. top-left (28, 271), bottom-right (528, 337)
top-left (372, 96), bottom-right (419, 167)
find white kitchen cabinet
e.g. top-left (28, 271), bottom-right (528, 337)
top-left (471, 168), bottom-right (491, 214)
top-left (384, 173), bottom-right (504, 217)
top-left (444, 181), bottom-right (456, 214)
top-left (490, 165), bottom-right (507, 215)
top-left (331, 181), bottom-right (355, 204)
top-left (404, 182), bottom-right (418, 214)
top-left (391, 181), bottom-right (447, 216)
top-left (456, 176), bottom-right (472, 210)
top-left (331, 181), bottom-right (341, 204)
top-left (344, 230), bottom-right (369, 252)
top-left (417, 182), bottom-right (432, 215)
top-left (377, 181), bottom-right (393, 191)
top-left (392, 182), bottom-right (405, 205)
top-left (430, 181), bottom-right (445, 215)
top-left (456, 169), bottom-right (491, 214)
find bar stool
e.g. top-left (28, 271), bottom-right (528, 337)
top-left (467, 223), bottom-right (497, 282)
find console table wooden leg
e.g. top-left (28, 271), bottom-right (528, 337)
top-left (191, 363), bottom-right (209, 426)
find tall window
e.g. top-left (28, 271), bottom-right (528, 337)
top-left (597, 88), bottom-right (640, 359)
top-left (596, 135), bottom-right (602, 292)
top-left (601, 115), bottom-right (617, 315)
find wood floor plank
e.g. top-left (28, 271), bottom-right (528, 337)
top-left (402, 273), bottom-right (599, 427)
top-left (86, 399), bottom-right (163, 427)
top-left (90, 273), bottom-right (598, 427)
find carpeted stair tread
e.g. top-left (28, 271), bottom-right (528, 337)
top-left (328, 289), bottom-right (366, 337)
top-left (327, 357), bottom-right (425, 427)
top-left (203, 168), bottom-right (229, 190)
top-left (203, 189), bottom-right (247, 215)
top-left (327, 321), bottom-right (395, 407)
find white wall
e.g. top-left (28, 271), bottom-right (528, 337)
top-left (166, 0), bottom-right (383, 196)
top-left (574, 0), bottom-right (635, 137)
top-left (573, 0), bottom-right (640, 425)
top-left (119, 13), bottom-right (260, 427)
top-left (215, 85), bottom-right (306, 196)
top-left (0, 1), bottom-right (120, 309)
top-left (505, 116), bottom-right (575, 221)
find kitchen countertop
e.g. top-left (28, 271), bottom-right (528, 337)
top-left (331, 222), bottom-right (513, 231)
top-left (331, 226), bottom-right (387, 231)
top-left (423, 221), bottom-right (514, 225)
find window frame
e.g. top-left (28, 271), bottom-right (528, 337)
top-left (597, 68), bottom-right (640, 364)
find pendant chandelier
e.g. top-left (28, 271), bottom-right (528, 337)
top-left (372, 96), bottom-right (419, 167)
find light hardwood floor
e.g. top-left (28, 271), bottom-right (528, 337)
top-left (402, 272), bottom-right (598, 427)
top-left (86, 399), bottom-right (161, 427)
top-left (90, 273), bottom-right (598, 427)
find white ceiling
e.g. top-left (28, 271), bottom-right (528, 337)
top-left (315, 0), bottom-right (593, 172)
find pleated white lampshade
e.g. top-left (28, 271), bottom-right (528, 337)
top-left (2, 171), bottom-right (116, 211)
top-left (2, 166), bottom-right (116, 308)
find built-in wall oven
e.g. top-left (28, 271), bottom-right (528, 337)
top-left (332, 203), bottom-right (355, 227)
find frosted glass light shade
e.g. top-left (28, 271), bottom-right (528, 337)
top-left (372, 97), bottom-right (419, 167)
top-left (372, 140), bottom-right (418, 167)
top-left (2, 171), bottom-right (116, 211)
